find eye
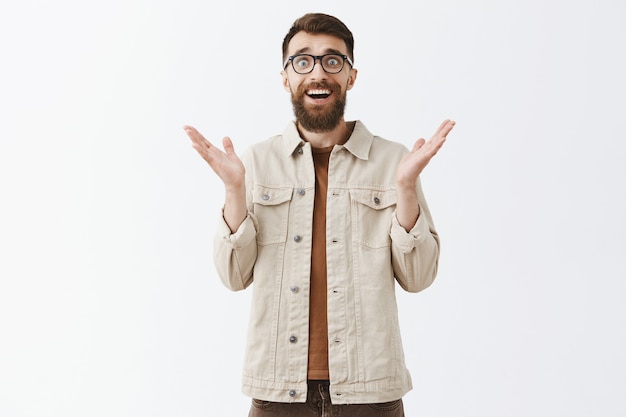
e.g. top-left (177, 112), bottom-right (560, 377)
top-left (324, 55), bottom-right (342, 67)
top-left (293, 56), bottom-right (312, 68)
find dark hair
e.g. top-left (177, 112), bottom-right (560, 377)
top-left (282, 13), bottom-right (354, 63)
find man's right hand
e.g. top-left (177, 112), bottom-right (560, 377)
top-left (183, 125), bottom-right (247, 233)
top-left (183, 125), bottom-right (245, 191)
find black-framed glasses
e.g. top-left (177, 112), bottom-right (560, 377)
top-left (283, 53), bottom-right (353, 74)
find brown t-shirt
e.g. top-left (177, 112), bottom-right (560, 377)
top-left (307, 145), bottom-right (333, 380)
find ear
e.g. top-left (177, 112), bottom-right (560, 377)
top-left (346, 68), bottom-right (358, 91)
top-left (281, 70), bottom-right (291, 92)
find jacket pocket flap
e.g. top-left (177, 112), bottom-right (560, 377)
top-left (349, 189), bottom-right (397, 210)
top-left (252, 186), bottom-right (293, 206)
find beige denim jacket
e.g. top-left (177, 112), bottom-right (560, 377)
top-left (213, 121), bottom-right (440, 405)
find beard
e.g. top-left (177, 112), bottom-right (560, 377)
top-left (291, 81), bottom-right (346, 133)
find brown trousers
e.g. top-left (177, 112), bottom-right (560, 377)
top-left (248, 381), bottom-right (405, 417)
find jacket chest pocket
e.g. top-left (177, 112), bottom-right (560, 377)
top-left (252, 185), bottom-right (293, 246)
top-left (349, 189), bottom-right (396, 249)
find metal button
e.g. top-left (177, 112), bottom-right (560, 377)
top-left (297, 147), bottom-right (303, 155)
top-left (373, 197), bottom-right (380, 204)
top-left (289, 389), bottom-right (296, 397)
top-left (289, 335), bottom-right (298, 343)
top-left (290, 285), bottom-right (299, 293)
top-left (262, 194), bottom-right (270, 201)
top-left (294, 235), bottom-right (302, 243)
top-left (297, 188), bottom-right (305, 196)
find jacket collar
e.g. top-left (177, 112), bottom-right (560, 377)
top-left (281, 120), bottom-right (374, 160)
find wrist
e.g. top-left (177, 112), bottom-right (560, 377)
top-left (225, 183), bottom-right (246, 195)
top-left (396, 178), bottom-right (417, 193)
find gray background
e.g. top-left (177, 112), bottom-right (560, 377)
top-left (1, 0), bottom-right (625, 416)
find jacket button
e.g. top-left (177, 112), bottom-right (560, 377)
top-left (373, 197), bottom-right (380, 204)
top-left (262, 194), bottom-right (270, 201)
top-left (294, 235), bottom-right (302, 243)
top-left (290, 285), bottom-right (299, 293)
top-left (297, 147), bottom-right (303, 155)
top-left (289, 389), bottom-right (296, 397)
top-left (289, 335), bottom-right (298, 343)
top-left (297, 188), bottom-right (305, 195)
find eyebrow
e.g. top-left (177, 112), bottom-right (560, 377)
top-left (292, 47), bottom-right (345, 56)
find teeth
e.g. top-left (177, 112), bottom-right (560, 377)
top-left (307, 89), bottom-right (331, 95)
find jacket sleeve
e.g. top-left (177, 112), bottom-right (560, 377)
top-left (390, 178), bottom-right (440, 293)
top-left (212, 210), bottom-right (258, 291)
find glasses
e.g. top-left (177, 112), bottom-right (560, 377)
top-left (283, 53), bottom-right (353, 74)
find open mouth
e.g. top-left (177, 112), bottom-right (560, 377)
top-left (306, 88), bottom-right (331, 99)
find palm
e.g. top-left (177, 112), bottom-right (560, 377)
top-left (397, 119), bottom-right (455, 187)
top-left (184, 125), bottom-right (245, 189)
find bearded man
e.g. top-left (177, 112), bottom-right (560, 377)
top-left (184, 12), bottom-right (455, 417)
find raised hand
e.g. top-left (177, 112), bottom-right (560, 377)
top-left (395, 119), bottom-right (455, 231)
top-left (183, 125), bottom-right (247, 232)
top-left (396, 119), bottom-right (455, 189)
top-left (183, 125), bottom-right (245, 191)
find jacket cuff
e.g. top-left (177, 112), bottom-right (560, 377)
top-left (216, 210), bottom-right (257, 249)
top-left (390, 208), bottom-right (430, 253)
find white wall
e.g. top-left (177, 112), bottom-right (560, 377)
top-left (1, 0), bottom-right (624, 416)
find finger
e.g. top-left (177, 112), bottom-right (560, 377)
top-left (428, 119), bottom-right (448, 139)
top-left (411, 138), bottom-right (426, 152)
top-left (183, 125), bottom-right (200, 139)
top-left (222, 136), bottom-right (236, 156)
top-left (426, 120), bottom-right (455, 150)
top-left (183, 125), bottom-right (204, 144)
top-left (433, 119), bottom-right (455, 139)
top-left (183, 125), bottom-right (214, 149)
top-left (426, 128), bottom-right (451, 154)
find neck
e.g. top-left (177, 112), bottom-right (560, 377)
top-left (296, 120), bottom-right (355, 148)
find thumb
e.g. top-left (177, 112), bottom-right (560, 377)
top-left (222, 136), bottom-right (236, 155)
top-left (411, 138), bottom-right (426, 152)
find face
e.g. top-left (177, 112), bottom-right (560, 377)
top-left (281, 32), bottom-right (357, 133)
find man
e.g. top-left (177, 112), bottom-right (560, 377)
top-left (184, 12), bottom-right (455, 417)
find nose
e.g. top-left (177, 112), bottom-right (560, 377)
top-left (309, 58), bottom-right (327, 80)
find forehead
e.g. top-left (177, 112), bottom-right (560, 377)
top-left (287, 31), bottom-right (348, 56)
